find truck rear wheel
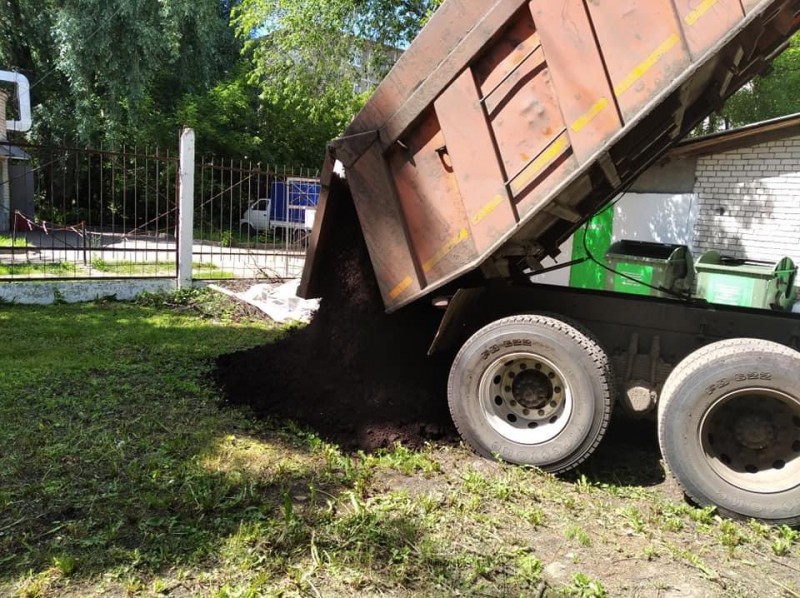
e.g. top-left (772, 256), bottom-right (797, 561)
top-left (447, 315), bottom-right (613, 473)
top-left (658, 339), bottom-right (800, 525)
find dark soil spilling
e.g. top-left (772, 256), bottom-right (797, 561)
top-left (215, 177), bottom-right (455, 451)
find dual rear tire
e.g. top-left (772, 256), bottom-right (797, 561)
top-left (448, 316), bottom-right (800, 524)
top-left (658, 339), bottom-right (800, 525)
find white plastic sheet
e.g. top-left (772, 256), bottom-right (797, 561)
top-left (224, 280), bottom-right (320, 323)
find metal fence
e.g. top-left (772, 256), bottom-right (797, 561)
top-left (192, 159), bottom-right (319, 281)
top-left (0, 140), bottom-right (320, 283)
top-left (0, 141), bottom-right (179, 280)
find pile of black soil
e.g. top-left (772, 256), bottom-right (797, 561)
top-left (215, 177), bottom-right (456, 451)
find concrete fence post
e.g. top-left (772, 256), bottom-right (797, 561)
top-left (178, 127), bottom-right (195, 289)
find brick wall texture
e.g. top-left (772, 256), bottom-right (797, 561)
top-left (692, 137), bottom-right (800, 262)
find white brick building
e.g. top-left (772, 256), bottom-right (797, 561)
top-left (669, 114), bottom-right (800, 264)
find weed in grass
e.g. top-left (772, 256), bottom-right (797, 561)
top-left (575, 473), bottom-right (596, 494)
top-left (643, 545), bottom-right (659, 561)
top-left (565, 526), bottom-right (592, 547)
top-left (13, 569), bottom-right (59, 598)
top-left (654, 502), bottom-right (689, 533)
top-left (565, 572), bottom-right (607, 597)
top-left (660, 515), bottom-right (685, 533)
top-left (368, 443), bottom-right (441, 476)
top-left (719, 519), bottom-right (746, 553)
top-left (123, 575), bottom-right (145, 594)
top-left (490, 476), bottom-right (515, 501)
top-left (514, 505), bottom-right (546, 527)
top-left (416, 491), bottom-right (448, 516)
top-left (778, 525), bottom-right (800, 544)
top-left (316, 446), bottom-right (373, 497)
top-left (514, 552), bottom-right (543, 584)
top-left (688, 505), bottom-right (717, 526)
top-left (771, 537), bottom-right (793, 557)
top-left (152, 578), bottom-right (169, 594)
top-left (619, 506), bottom-right (646, 534)
top-left (281, 490), bottom-right (301, 527)
top-left (51, 554), bottom-right (76, 576)
top-left (748, 519), bottom-right (772, 539)
top-left (90, 257), bottom-right (109, 271)
top-left (462, 468), bottom-right (491, 495)
top-left (771, 525), bottom-right (799, 556)
top-left (596, 480), bottom-right (650, 500)
top-left (668, 543), bottom-right (718, 581)
top-left (560, 494), bottom-right (579, 512)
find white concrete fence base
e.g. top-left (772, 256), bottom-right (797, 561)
top-left (0, 279), bottom-right (179, 305)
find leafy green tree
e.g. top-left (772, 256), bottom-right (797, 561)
top-left (1, 1), bottom-right (64, 137)
top-left (231, 0), bottom-right (442, 165)
top-left (1, 0), bottom-right (241, 146)
top-left (176, 60), bottom-right (362, 167)
top-left (177, 66), bottom-right (266, 162)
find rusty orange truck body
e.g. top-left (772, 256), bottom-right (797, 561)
top-left (299, 0), bottom-right (800, 524)
top-left (301, 0), bottom-right (799, 312)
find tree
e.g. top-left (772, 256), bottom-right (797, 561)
top-left (230, 0), bottom-right (442, 165)
top-left (0, 0), bottom-right (242, 146)
top-left (1, 1), bottom-right (64, 137)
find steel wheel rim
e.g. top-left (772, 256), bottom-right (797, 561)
top-left (700, 387), bottom-right (800, 494)
top-left (479, 352), bottom-right (573, 445)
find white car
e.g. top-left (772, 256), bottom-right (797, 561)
top-left (240, 198), bottom-right (271, 233)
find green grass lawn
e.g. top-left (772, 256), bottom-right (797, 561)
top-left (0, 235), bottom-right (32, 249)
top-left (0, 291), bottom-right (284, 595)
top-left (0, 259), bottom-right (233, 279)
top-left (0, 262), bottom-right (77, 277)
top-left (90, 260), bottom-right (234, 279)
top-left (0, 291), bottom-right (798, 597)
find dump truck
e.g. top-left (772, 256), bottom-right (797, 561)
top-left (299, 0), bottom-right (800, 525)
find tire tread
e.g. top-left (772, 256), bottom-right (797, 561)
top-left (448, 314), bottom-right (614, 474)
top-left (658, 338), bottom-right (800, 524)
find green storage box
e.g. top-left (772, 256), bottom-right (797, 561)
top-left (694, 251), bottom-right (797, 311)
top-left (604, 240), bottom-right (694, 299)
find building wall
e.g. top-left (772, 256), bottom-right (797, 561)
top-left (692, 138), bottom-right (800, 263)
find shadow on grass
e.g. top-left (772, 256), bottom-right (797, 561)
top-left (0, 301), bottom-right (353, 587)
top-left (568, 415), bottom-right (666, 488)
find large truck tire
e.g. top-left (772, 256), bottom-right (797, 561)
top-left (658, 339), bottom-right (800, 525)
top-left (447, 314), bottom-right (613, 473)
